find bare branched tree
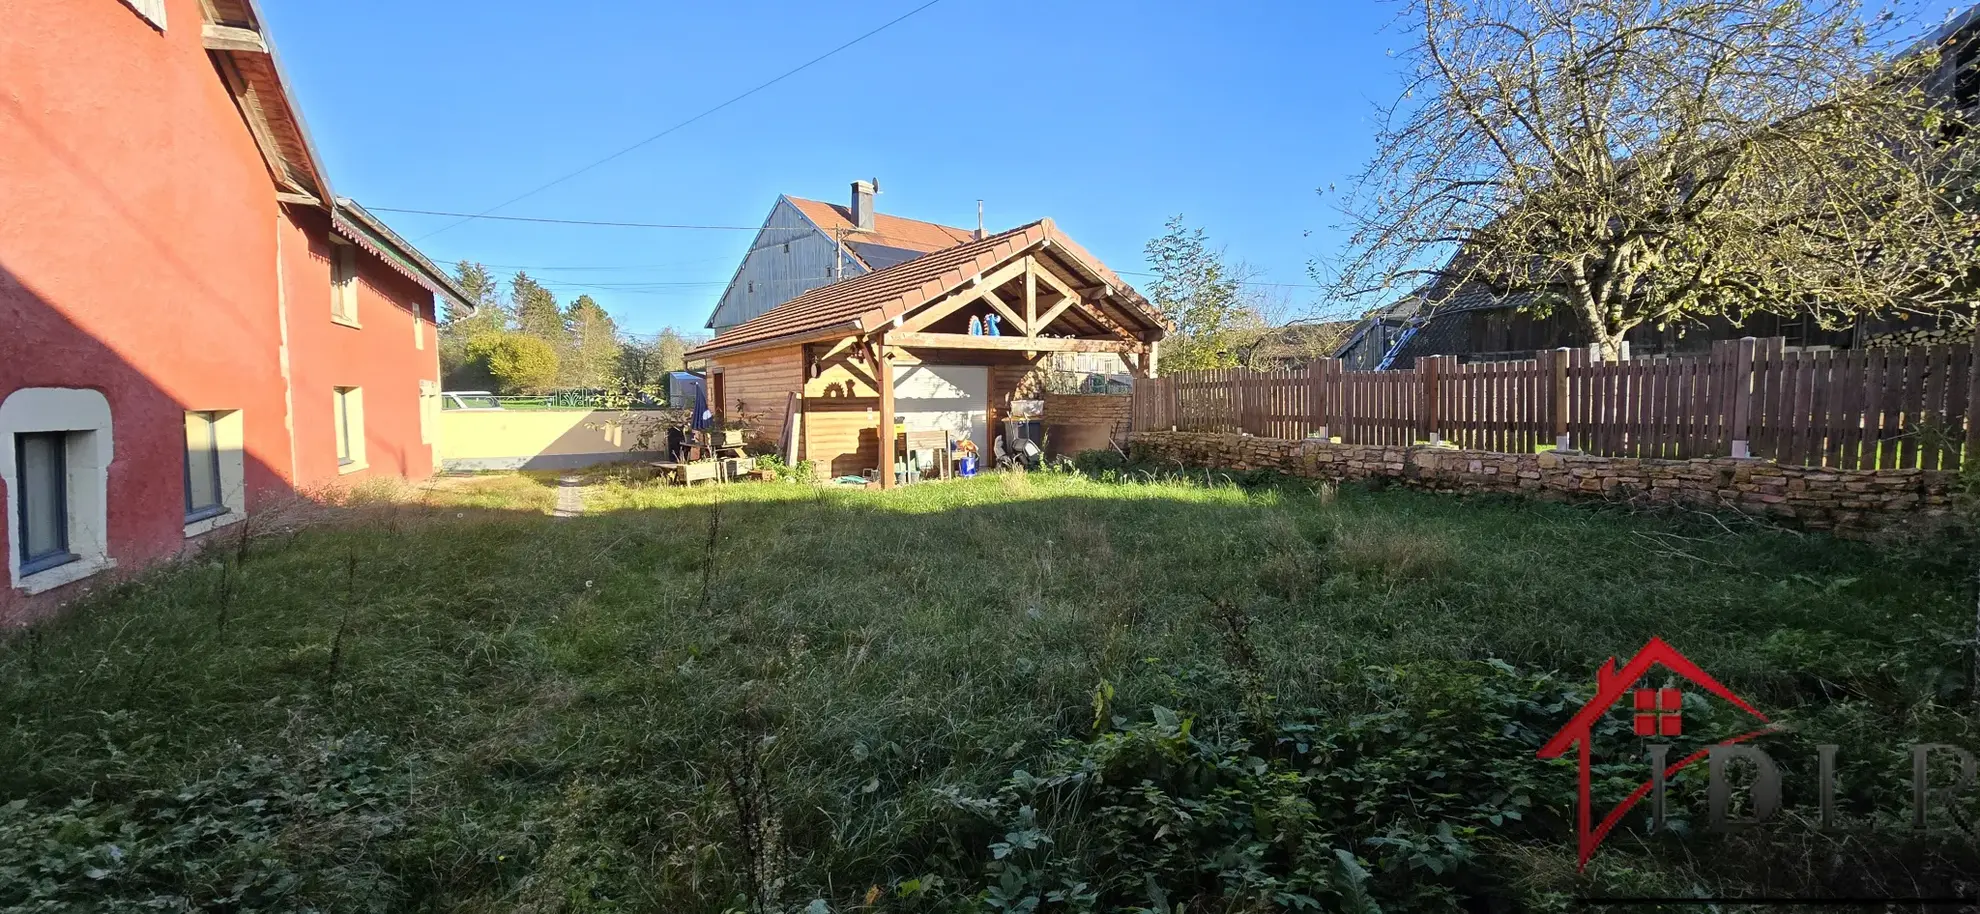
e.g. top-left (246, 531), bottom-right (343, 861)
top-left (1326, 0), bottom-right (1980, 360)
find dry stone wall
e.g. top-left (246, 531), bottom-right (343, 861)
top-left (1130, 431), bottom-right (1962, 538)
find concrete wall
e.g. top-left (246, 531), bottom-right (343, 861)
top-left (439, 410), bottom-right (668, 471)
top-left (1130, 431), bottom-right (1961, 539)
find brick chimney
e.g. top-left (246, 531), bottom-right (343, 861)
top-left (850, 180), bottom-right (876, 230)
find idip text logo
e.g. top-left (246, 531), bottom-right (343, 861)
top-left (1538, 636), bottom-right (1979, 870)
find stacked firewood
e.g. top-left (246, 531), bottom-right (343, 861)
top-left (1864, 326), bottom-right (1959, 349)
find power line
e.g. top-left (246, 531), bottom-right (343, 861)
top-left (423, 258), bottom-right (732, 272)
top-left (372, 207), bottom-right (759, 231)
top-left (466, 258), bottom-right (1323, 293)
top-left (411, 0), bottom-right (953, 242)
top-left (1114, 269), bottom-right (1324, 291)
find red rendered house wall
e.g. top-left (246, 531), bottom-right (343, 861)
top-left (0, 0), bottom-right (296, 620)
top-left (279, 207), bottom-right (440, 486)
top-left (0, 0), bottom-right (441, 622)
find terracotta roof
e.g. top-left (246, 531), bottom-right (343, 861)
top-left (689, 219), bottom-right (1164, 358)
top-left (784, 196), bottom-right (976, 264)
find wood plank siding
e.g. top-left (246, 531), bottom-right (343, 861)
top-left (714, 346), bottom-right (805, 446)
top-left (712, 344), bottom-right (1051, 479)
top-left (706, 199), bottom-right (864, 332)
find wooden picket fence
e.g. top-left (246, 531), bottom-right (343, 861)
top-left (1131, 337), bottom-right (1978, 470)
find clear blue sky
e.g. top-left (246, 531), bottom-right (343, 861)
top-left (260, 0), bottom-right (1403, 336)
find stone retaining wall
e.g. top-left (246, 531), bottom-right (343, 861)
top-left (1129, 431), bottom-right (1962, 538)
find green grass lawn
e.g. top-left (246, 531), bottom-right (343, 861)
top-left (1, 470), bottom-right (1975, 912)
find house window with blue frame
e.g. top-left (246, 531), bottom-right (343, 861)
top-left (184, 411), bottom-right (226, 523)
top-left (15, 432), bottom-right (74, 575)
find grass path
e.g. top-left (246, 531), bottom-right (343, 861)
top-left (552, 473), bottom-right (586, 518)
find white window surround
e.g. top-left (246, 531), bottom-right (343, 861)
top-left (2, 389), bottom-right (115, 595)
top-left (334, 386), bottom-right (367, 474)
top-left (183, 409), bottom-right (248, 539)
top-left (118, 0), bottom-right (167, 30)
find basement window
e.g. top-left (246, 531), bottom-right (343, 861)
top-left (182, 410), bottom-right (246, 537)
top-left (16, 433), bottom-right (73, 576)
top-left (3, 388), bottom-right (115, 594)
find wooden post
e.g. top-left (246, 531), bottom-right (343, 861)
top-left (1730, 337), bottom-right (1757, 459)
top-left (1419, 356), bottom-right (1441, 445)
top-left (1024, 262), bottom-right (1038, 333)
top-left (1312, 360), bottom-right (1334, 441)
top-left (1968, 324), bottom-right (1980, 470)
top-left (877, 344), bottom-right (896, 488)
top-left (1547, 349), bottom-right (1570, 450)
top-left (1235, 368), bottom-right (1250, 435)
top-left (780, 391), bottom-right (800, 466)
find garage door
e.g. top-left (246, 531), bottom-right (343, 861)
top-left (893, 365), bottom-right (988, 453)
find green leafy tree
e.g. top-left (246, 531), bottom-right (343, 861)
top-left (465, 331), bottom-right (559, 394)
top-left (440, 261), bottom-right (511, 390)
top-left (1143, 216), bottom-right (1270, 371)
top-left (618, 328), bottom-right (704, 398)
top-left (652, 328), bottom-right (692, 373)
top-left (616, 337), bottom-right (662, 393)
top-left (511, 272), bottom-right (566, 347)
top-left (561, 295), bottom-right (621, 388)
top-left (1326, 0), bottom-right (1980, 361)
top-left (443, 262), bottom-right (508, 331)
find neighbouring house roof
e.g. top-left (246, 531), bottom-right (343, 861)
top-left (1247, 321), bottom-right (1359, 363)
top-left (1329, 272), bottom-right (1542, 366)
top-left (201, 0), bottom-right (472, 312)
top-left (688, 219), bottom-right (1163, 359)
top-left (783, 196), bottom-right (978, 270)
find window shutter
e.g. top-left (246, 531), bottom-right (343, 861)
top-left (119, 0), bottom-right (168, 30)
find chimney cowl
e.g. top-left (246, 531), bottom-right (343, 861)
top-left (850, 180), bottom-right (877, 231)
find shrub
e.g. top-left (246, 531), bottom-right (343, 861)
top-left (753, 454), bottom-right (816, 483)
top-left (1069, 449), bottom-right (1128, 479)
top-left (0, 733), bottom-right (412, 913)
top-left (942, 660), bottom-right (1596, 912)
top-left (466, 332), bottom-right (560, 394)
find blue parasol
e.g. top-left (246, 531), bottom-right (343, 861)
top-left (691, 382), bottom-right (713, 430)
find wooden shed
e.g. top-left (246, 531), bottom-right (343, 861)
top-left (685, 219), bottom-right (1166, 485)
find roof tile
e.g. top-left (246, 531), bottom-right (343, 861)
top-left (688, 220), bottom-right (1165, 358)
top-left (785, 196), bottom-right (976, 263)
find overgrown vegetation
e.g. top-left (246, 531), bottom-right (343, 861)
top-left (1, 472), bottom-right (1974, 911)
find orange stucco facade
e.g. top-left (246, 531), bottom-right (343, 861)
top-left (0, 0), bottom-right (449, 621)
